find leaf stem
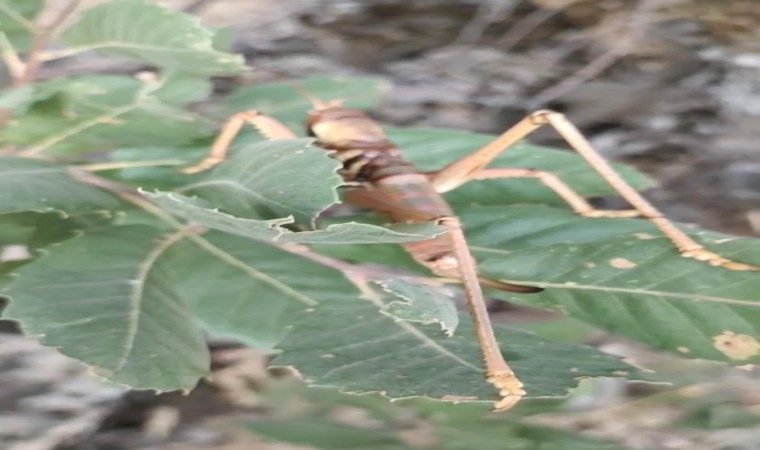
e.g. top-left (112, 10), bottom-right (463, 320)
top-left (68, 170), bottom-right (320, 307)
top-left (277, 242), bottom-right (444, 288)
top-left (13, 0), bottom-right (82, 88)
top-left (68, 168), bottom-right (178, 222)
top-left (0, 32), bottom-right (26, 80)
top-left (0, 1), bottom-right (82, 127)
top-left (19, 74), bottom-right (166, 156)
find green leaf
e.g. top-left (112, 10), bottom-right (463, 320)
top-left (384, 127), bottom-right (655, 206)
top-left (0, 0), bottom-right (41, 49)
top-left (0, 156), bottom-right (120, 214)
top-left (274, 271), bottom-right (638, 404)
top-left (2, 219), bottom-right (637, 400)
top-left (312, 241), bottom-right (425, 274)
top-left (152, 73), bottom-right (212, 106)
top-left (377, 278), bottom-right (459, 335)
top-left (0, 85), bottom-right (36, 112)
top-left (1, 75), bottom-right (212, 155)
top-left (461, 205), bottom-right (760, 364)
top-left (181, 139), bottom-right (341, 225)
top-left (248, 384), bottom-right (625, 450)
top-left (144, 190), bottom-right (445, 244)
top-left (155, 229), bottom-right (636, 401)
top-left (306, 204), bottom-right (760, 364)
top-left (3, 226), bottom-right (210, 390)
top-left (0, 76), bottom-right (85, 115)
top-left (0, 211), bottom-right (121, 287)
top-left (0, 212), bottom-right (38, 246)
top-left (0, 211), bottom-right (114, 248)
top-left (61, 0), bottom-right (244, 75)
top-left (101, 146), bottom-right (207, 191)
top-left (218, 75), bottom-right (390, 124)
top-left (160, 231), bottom-right (322, 349)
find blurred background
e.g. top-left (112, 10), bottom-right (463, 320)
top-left (2, 0), bottom-right (759, 449)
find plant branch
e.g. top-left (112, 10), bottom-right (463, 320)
top-left (68, 168), bottom-right (178, 222)
top-left (13, 0), bottom-right (82, 88)
top-left (528, 0), bottom-right (656, 108)
top-left (0, 32), bottom-right (26, 80)
top-left (182, 0), bottom-right (219, 14)
top-left (0, 1), bottom-right (81, 128)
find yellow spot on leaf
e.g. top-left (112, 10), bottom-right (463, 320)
top-left (609, 257), bottom-right (637, 269)
top-left (634, 233), bottom-right (656, 240)
top-left (677, 346), bottom-right (691, 353)
top-left (612, 370), bottom-right (629, 376)
top-left (713, 331), bottom-right (760, 360)
top-left (582, 262), bottom-right (596, 268)
top-left (320, 354), bottom-right (336, 359)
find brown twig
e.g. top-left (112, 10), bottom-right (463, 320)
top-left (182, 0), bottom-right (219, 14)
top-left (528, 0), bottom-right (656, 109)
top-left (0, 32), bottom-right (25, 80)
top-left (453, 0), bottom-right (517, 46)
top-left (67, 168), bottom-right (194, 235)
top-left (13, 0), bottom-right (82, 88)
top-left (0, 1), bottom-right (82, 128)
top-left (498, 6), bottom-right (560, 51)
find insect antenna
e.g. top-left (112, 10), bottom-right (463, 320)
top-left (253, 67), bottom-right (342, 110)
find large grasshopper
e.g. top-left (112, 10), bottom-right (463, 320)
top-left (182, 95), bottom-right (757, 411)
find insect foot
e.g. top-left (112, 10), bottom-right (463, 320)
top-left (487, 370), bottom-right (526, 411)
top-left (682, 248), bottom-right (760, 271)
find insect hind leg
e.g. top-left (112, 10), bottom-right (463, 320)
top-left (429, 110), bottom-right (758, 271)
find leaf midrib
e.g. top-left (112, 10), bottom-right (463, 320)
top-left (471, 246), bottom-right (758, 306)
top-left (356, 281), bottom-right (482, 373)
top-left (513, 280), bottom-right (758, 307)
top-left (64, 41), bottom-right (225, 56)
top-left (113, 229), bottom-right (187, 370)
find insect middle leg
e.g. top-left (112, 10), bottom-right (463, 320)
top-left (428, 110), bottom-right (758, 271)
top-left (468, 168), bottom-right (641, 218)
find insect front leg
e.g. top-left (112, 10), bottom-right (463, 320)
top-left (181, 111), bottom-right (298, 174)
top-left (435, 216), bottom-right (526, 411)
top-left (428, 110), bottom-right (758, 271)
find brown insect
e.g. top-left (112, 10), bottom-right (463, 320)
top-left (182, 94), bottom-right (758, 411)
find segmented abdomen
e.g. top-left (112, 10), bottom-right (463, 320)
top-left (333, 146), bottom-right (457, 273)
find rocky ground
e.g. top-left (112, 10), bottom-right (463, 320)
top-left (2, 1), bottom-right (759, 449)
